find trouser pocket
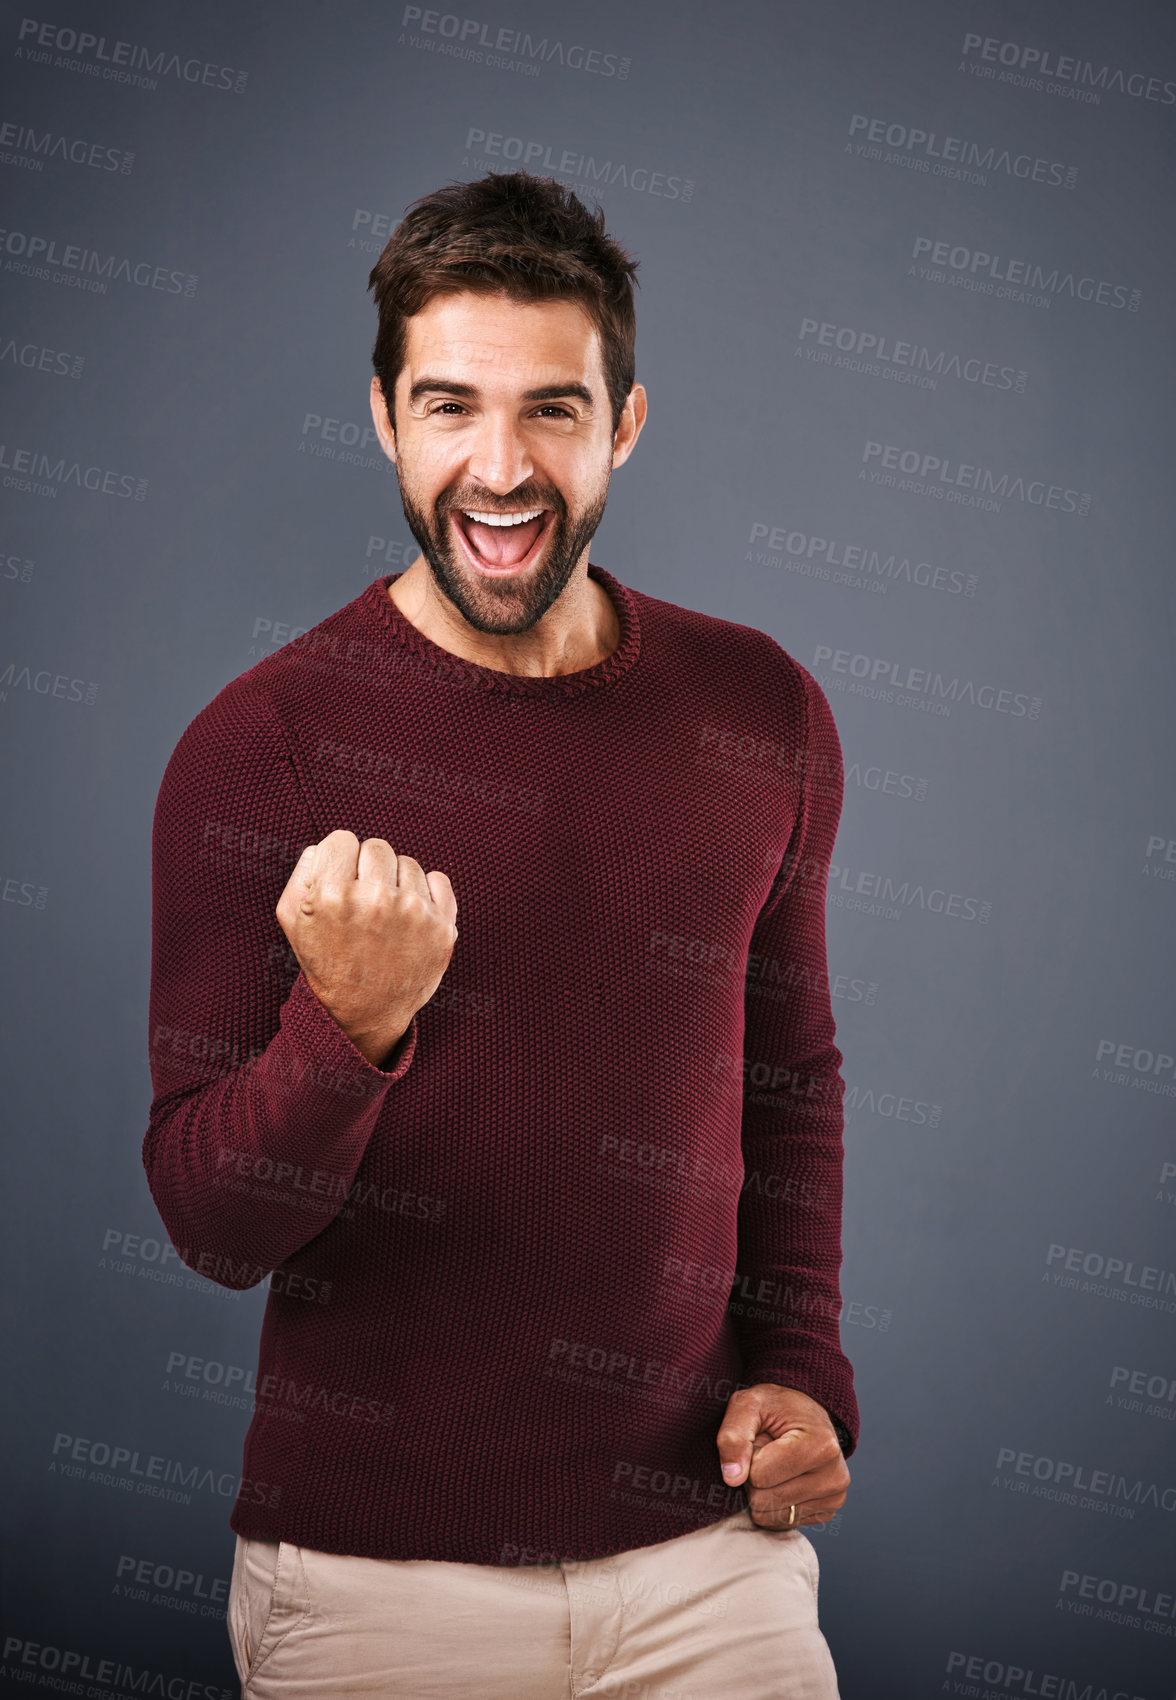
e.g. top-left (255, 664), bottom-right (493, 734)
top-left (228, 1537), bottom-right (309, 1688)
top-left (796, 1531), bottom-right (820, 1603)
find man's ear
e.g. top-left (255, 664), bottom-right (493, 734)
top-left (369, 376), bottom-right (397, 463)
top-left (611, 382), bottom-right (647, 471)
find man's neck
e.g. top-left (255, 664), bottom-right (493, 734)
top-left (387, 563), bottom-right (621, 678)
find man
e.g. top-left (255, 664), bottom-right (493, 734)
top-left (144, 170), bottom-right (857, 1698)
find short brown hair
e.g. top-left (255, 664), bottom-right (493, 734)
top-left (367, 171), bottom-right (640, 438)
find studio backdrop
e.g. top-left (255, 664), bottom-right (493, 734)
top-left (2, 0), bottom-right (1174, 1695)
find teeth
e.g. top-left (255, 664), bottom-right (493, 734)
top-left (461, 508), bottom-right (544, 527)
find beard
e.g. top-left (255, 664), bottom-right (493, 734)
top-left (395, 462), bottom-right (610, 637)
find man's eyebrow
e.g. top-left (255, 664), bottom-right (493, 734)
top-left (408, 377), bottom-right (595, 407)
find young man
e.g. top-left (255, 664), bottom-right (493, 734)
top-left (144, 170), bottom-right (858, 1697)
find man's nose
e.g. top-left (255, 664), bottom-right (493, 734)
top-left (464, 414), bottom-right (535, 494)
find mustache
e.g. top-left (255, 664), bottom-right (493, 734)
top-left (443, 495), bottom-right (561, 516)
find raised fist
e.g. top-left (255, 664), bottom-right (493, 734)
top-left (276, 830), bottom-right (458, 1066)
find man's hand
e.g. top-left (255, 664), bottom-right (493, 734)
top-left (276, 831), bottom-right (458, 1066)
top-left (715, 1383), bottom-right (850, 1530)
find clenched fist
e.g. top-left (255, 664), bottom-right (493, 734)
top-left (276, 830), bottom-right (458, 1067)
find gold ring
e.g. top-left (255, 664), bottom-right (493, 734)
top-left (787, 1503), bottom-right (798, 1529)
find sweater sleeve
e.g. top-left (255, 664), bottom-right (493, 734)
top-left (141, 682), bottom-right (419, 1287)
top-left (729, 661), bottom-right (860, 1454)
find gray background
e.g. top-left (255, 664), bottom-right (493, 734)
top-left (2, 0), bottom-right (1175, 1694)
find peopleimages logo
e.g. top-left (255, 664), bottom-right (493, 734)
top-left (0, 440), bottom-right (146, 501)
top-left (798, 317), bottom-right (1027, 394)
top-left (0, 660), bottom-right (98, 705)
top-left (861, 439), bottom-right (1091, 517)
top-left (782, 847), bottom-right (992, 926)
top-left (828, 861), bottom-right (991, 925)
top-left (960, 31), bottom-right (1176, 108)
top-left (1143, 833), bottom-right (1176, 883)
top-left (462, 128), bottom-right (692, 202)
top-left (993, 1444), bottom-right (1176, 1517)
top-left (1092, 1037), bottom-right (1176, 1098)
top-left (1044, 1243), bottom-right (1176, 1313)
top-left (0, 118), bottom-right (133, 173)
top-left (298, 410), bottom-right (392, 474)
top-left (910, 235), bottom-right (1142, 313)
top-left (0, 1640), bottom-right (232, 1700)
top-left (746, 519), bottom-right (977, 601)
top-left (0, 226), bottom-right (196, 296)
top-left (944, 1649), bottom-right (1148, 1699)
top-left (397, 7), bottom-right (630, 78)
top-left (812, 644), bottom-right (1043, 721)
top-left (49, 1430), bottom-right (280, 1508)
top-left (1058, 1567), bottom-right (1176, 1636)
top-left (1109, 1364), bottom-right (1176, 1417)
top-left (846, 1084), bottom-right (941, 1126)
top-left (14, 18), bottom-right (249, 93)
top-left (0, 336), bottom-right (84, 378)
top-left (847, 112), bottom-right (1077, 189)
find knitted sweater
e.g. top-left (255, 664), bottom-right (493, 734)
top-left (142, 563), bottom-right (858, 1565)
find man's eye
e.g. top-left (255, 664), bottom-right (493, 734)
top-left (428, 404), bottom-right (573, 418)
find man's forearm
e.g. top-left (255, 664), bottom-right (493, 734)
top-left (143, 973), bottom-right (417, 1283)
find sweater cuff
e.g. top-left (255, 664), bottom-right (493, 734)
top-left (830, 1415), bottom-right (853, 1456)
top-left (276, 970), bottom-right (419, 1100)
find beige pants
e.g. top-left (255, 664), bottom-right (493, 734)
top-left (227, 1508), bottom-right (840, 1698)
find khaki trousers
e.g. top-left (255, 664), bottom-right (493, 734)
top-left (228, 1507), bottom-right (840, 1698)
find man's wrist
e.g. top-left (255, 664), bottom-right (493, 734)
top-left (751, 1381), bottom-right (853, 1455)
top-left (373, 1019), bottom-right (413, 1069)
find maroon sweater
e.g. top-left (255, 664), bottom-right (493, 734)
top-left (143, 563), bottom-right (858, 1564)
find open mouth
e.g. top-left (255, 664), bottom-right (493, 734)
top-left (450, 506), bottom-right (555, 576)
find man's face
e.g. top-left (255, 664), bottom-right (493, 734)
top-left (370, 290), bottom-right (639, 636)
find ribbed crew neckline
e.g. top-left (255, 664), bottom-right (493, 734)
top-left (359, 562), bottom-right (642, 698)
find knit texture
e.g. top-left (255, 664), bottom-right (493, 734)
top-left (143, 563), bottom-right (858, 1564)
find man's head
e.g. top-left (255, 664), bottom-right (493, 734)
top-left (366, 172), bottom-right (646, 637)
